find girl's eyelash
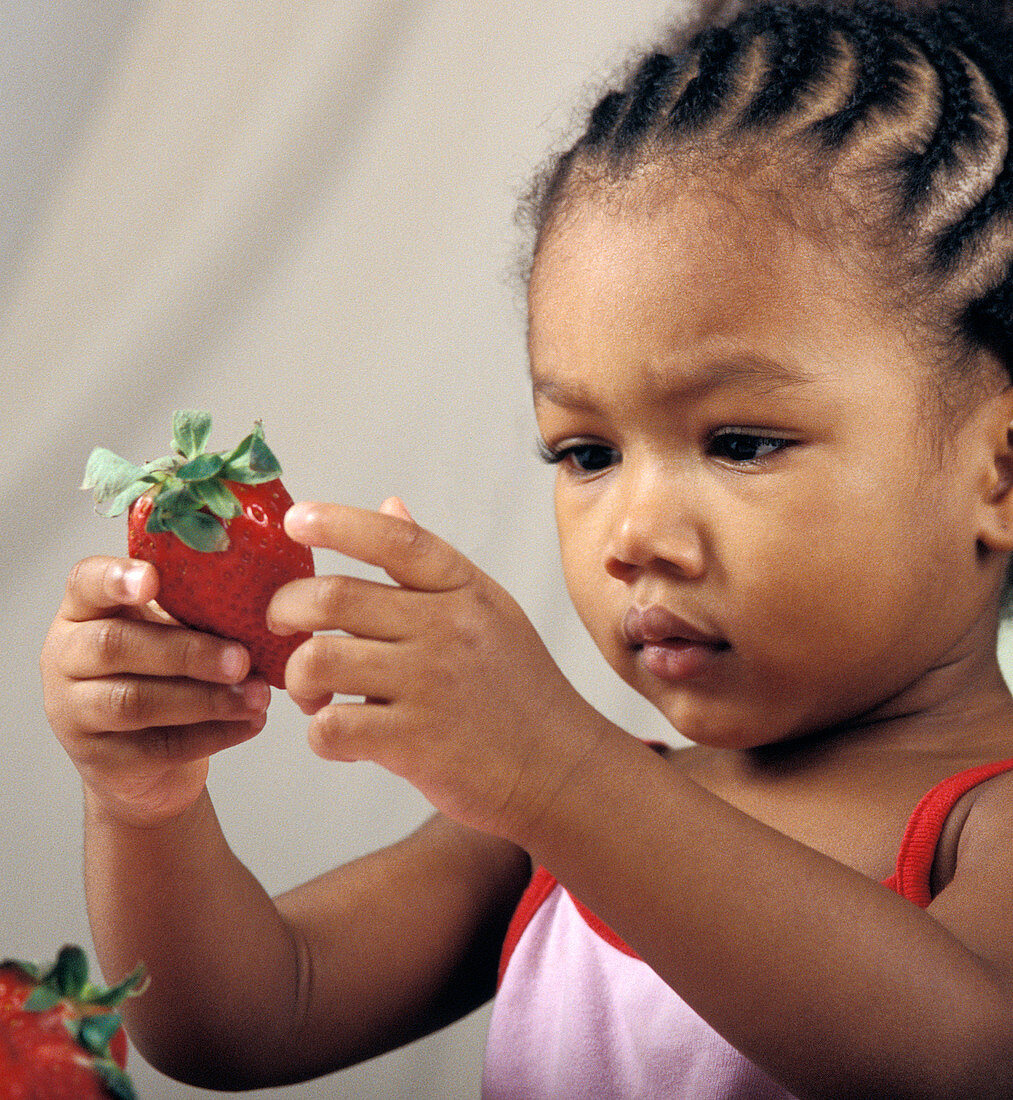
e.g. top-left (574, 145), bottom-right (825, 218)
top-left (537, 438), bottom-right (618, 472)
top-left (537, 430), bottom-right (794, 469)
top-left (536, 439), bottom-right (563, 464)
top-left (707, 429), bottom-right (793, 463)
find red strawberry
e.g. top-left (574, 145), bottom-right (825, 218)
top-left (0, 945), bottom-right (145, 1099)
top-left (83, 411), bottom-right (315, 689)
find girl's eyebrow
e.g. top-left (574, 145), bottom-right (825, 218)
top-left (530, 353), bottom-right (818, 410)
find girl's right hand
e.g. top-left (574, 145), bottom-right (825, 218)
top-left (40, 556), bottom-right (271, 827)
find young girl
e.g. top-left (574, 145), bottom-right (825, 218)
top-left (40, 0), bottom-right (1013, 1096)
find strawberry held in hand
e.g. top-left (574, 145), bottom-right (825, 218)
top-left (83, 410), bottom-right (314, 688)
top-left (0, 945), bottom-right (144, 1099)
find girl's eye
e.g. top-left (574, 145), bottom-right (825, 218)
top-left (707, 430), bottom-right (792, 464)
top-left (538, 439), bottom-right (619, 473)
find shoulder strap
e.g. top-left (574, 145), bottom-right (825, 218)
top-left (496, 740), bottom-right (674, 985)
top-left (499, 756), bottom-right (1013, 982)
top-left (886, 758), bottom-right (1013, 908)
top-left (497, 866), bottom-right (559, 988)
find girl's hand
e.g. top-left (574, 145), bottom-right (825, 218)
top-left (41, 557), bottom-right (271, 827)
top-left (269, 500), bottom-right (615, 846)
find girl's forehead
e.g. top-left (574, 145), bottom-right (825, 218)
top-left (531, 193), bottom-right (841, 342)
top-left (531, 183), bottom-right (837, 304)
top-left (526, 185), bottom-right (928, 404)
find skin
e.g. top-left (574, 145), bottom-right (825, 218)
top-left (39, 178), bottom-right (1013, 1097)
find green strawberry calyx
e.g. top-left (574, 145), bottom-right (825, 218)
top-left (82, 410), bottom-right (283, 553)
top-left (3, 945), bottom-right (147, 1100)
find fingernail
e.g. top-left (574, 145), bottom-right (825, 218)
top-left (380, 497), bottom-right (413, 522)
top-left (220, 644), bottom-right (247, 681)
top-left (121, 563), bottom-right (147, 601)
top-left (284, 503), bottom-right (311, 536)
top-left (231, 679), bottom-right (271, 712)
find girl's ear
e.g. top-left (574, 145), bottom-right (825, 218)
top-left (974, 388), bottom-right (1013, 554)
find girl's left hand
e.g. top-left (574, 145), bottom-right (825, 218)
top-left (268, 499), bottom-right (614, 845)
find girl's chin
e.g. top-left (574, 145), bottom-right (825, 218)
top-left (641, 697), bottom-right (803, 753)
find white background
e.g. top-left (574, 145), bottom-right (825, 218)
top-left (0, 2), bottom-right (689, 1096)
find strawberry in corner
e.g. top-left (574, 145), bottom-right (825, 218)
top-left (82, 410), bottom-right (315, 689)
top-left (0, 945), bottom-right (145, 1099)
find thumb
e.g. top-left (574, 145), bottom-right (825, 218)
top-left (379, 496), bottom-right (414, 523)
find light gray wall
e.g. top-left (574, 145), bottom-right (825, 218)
top-left (1, 3), bottom-right (685, 1096)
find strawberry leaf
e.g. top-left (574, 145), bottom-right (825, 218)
top-left (164, 511), bottom-right (231, 552)
top-left (78, 1012), bottom-right (123, 1055)
top-left (86, 963), bottom-right (148, 1008)
top-left (50, 945), bottom-right (89, 998)
top-left (173, 410), bottom-right (213, 460)
top-left (177, 453), bottom-right (225, 482)
top-left (24, 986), bottom-right (61, 1011)
top-left (222, 428), bottom-right (253, 464)
top-left (94, 1061), bottom-right (138, 1100)
top-left (247, 422), bottom-right (280, 475)
top-left (103, 482), bottom-right (154, 518)
top-left (144, 485), bottom-right (192, 530)
top-left (82, 449), bottom-right (152, 515)
top-left (221, 423), bottom-right (282, 484)
top-left (191, 479), bottom-right (242, 520)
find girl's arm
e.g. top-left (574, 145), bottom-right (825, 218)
top-left (521, 731), bottom-right (1013, 1100)
top-left (86, 797), bottom-right (528, 1088)
top-left (273, 502), bottom-right (1013, 1100)
top-left (42, 554), bottom-right (529, 1089)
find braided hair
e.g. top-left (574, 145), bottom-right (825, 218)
top-left (524, 0), bottom-right (1013, 390)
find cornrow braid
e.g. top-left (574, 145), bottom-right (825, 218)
top-left (734, 4), bottom-right (836, 129)
top-left (926, 5), bottom-right (1013, 269)
top-left (584, 91), bottom-right (627, 148)
top-left (809, 11), bottom-right (913, 146)
top-left (660, 28), bottom-right (741, 136)
top-left (963, 260), bottom-right (1013, 353)
top-left (524, 0), bottom-right (1013, 379)
top-left (613, 53), bottom-right (682, 147)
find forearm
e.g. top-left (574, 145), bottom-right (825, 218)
top-left (85, 787), bottom-right (531, 1090)
top-left (84, 786), bottom-right (304, 1087)
top-left (522, 727), bottom-right (1013, 1100)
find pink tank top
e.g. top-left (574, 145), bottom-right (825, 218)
top-left (482, 758), bottom-right (1013, 1099)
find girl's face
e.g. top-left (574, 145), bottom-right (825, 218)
top-left (529, 185), bottom-right (1003, 750)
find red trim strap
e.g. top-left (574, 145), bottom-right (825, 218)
top-left (497, 757), bottom-right (1013, 985)
top-left (497, 742), bottom-right (665, 985)
top-left (496, 865), bottom-right (636, 989)
top-left (498, 865), bottom-right (559, 987)
top-left (885, 757), bottom-right (1013, 909)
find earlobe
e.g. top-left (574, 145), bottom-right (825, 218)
top-left (975, 408), bottom-right (1013, 554)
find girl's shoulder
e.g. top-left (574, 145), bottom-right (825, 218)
top-left (936, 764), bottom-right (1013, 889)
top-left (924, 766), bottom-right (1013, 963)
top-left (659, 739), bottom-right (1013, 886)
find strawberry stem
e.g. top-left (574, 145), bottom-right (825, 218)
top-left (84, 412), bottom-right (286, 552)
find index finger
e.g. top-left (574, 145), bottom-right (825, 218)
top-left (284, 503), bottom-right (472, 592)
top-left (60, 556), bottom-right (159, 622)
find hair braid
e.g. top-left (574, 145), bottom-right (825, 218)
top-left (863, 3), bottom-right (990, 212)
top-left (735, 4), bottom-right (836, 128)
top-left (934, 162), bottom-right (1013, 267)
top-left (922, 5), bottom-right (1013, 270)
top-left (664, 26), bottom-right (743, 133)
top-left (808, 11), bottom-right (913, 146)
top-left (962, 260), bottom-right (1013, 353)
top-left (911, 5), bottom-right (1013, 359)
top-left (583, 92), bottom-right (627, 148)
top-left (613, 53), bottom-right (682, 148)
top-left (523, 0), bottom-right (1013, 378)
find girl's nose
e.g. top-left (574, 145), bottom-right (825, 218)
top-left (603, 469), bottom-right (707, 583)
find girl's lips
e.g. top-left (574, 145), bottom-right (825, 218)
top-left (622, 605), bottom-right (729, 681)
